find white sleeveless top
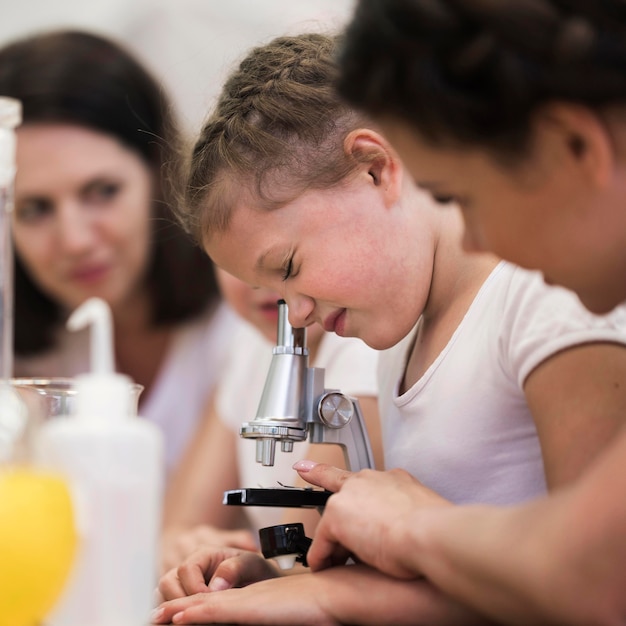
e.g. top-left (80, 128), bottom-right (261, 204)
top-left (378, 262), bottom-right (626, 505)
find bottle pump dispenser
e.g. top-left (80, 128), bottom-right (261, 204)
top-left (37, 298), bottom-right (164, 626)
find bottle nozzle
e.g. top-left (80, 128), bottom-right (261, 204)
top-left (66, 297), bottom-right (132, 418)
top-left (67, 298), bottom-right (114, 375)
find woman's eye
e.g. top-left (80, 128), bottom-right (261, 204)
top-left (84, 181), bottom-right (121, 205)
top-left (15, 199), bottom-right (53, 223)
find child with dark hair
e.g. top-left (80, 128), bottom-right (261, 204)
top-left (280, 2), bottom-right (626, 623)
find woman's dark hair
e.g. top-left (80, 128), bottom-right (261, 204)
top-left (0, 29), bottom-right (220, 354)
top-left (337, 0), bottom-right (626, 161)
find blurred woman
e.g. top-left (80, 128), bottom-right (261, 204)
top-left (0, 29), bottom-right (237, 478)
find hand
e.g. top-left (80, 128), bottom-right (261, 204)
top-left (151, 564), bottom-right (495, 626)
top-left (294, 462), bottom-right (451, 576)
top-left (161, 524), bottom-right (258, 573)
top-left (159, 545), bottom-right (279, 601)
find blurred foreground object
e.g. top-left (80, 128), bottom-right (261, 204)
top-left (37, 298), bottom-right (163, 626)
top-left (0, 468), bottom-right (77, 626)
top-left (0, 97), bottom-right (77, 626)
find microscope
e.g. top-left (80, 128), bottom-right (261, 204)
top-left (224, 300), bottom-right (374, 568)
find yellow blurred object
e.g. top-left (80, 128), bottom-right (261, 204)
top-left (0, 468), bottom-right (77, 626)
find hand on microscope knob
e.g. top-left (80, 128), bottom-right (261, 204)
top-left (293, 460), bottom-right (451, 577)
top-left (157, 544), bottom-right (281, 602)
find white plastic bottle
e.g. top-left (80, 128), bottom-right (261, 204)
top-left (37, 298), bottom-right (164, 626)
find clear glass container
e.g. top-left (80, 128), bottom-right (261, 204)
top-left (0, 96), bottom-right (21, 380)
top-left (11, 377), bottom-right (144, 419)
top-left (0, 97), bottom-right (24, 464)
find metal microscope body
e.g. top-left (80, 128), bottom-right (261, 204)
top-left (239, 300), bottom-right (374, 473)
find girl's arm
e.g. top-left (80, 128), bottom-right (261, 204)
top-left (524, 341), bottom-right (626, 487)
top-left (161, 392), bottom-right (257, 572)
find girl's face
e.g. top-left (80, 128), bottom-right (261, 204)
top-left (206, 170), bottom-right (436, 351)
top-left (13, 124), bottom-right (153, 313)
top-left (379, 116), bottom-right (626, 314)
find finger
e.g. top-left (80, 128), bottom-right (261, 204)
top-left (158, 568), bottom-right (189, 601)
top-left (208, 552), bottom-right (278, 590)
top-left (176, 549), bottom-right (234, 595)
top-left (151, 594), bottom-right (206, 624)
top-left (292, 461), bottom-right (353, 492)
top-left (306, 534), bottom-right (351, 572)
top-left (169, 590), bottom-right (241, 625)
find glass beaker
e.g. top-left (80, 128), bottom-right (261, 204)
top-left (11, 377), bottom-right (144, 420)
top-left (9, 378), bottom-right (143, 462)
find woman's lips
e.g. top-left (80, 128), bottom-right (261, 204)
top-left (324, 309), bottom-right (346, 335)
top-left (69, 264), bottom-right (110, 285)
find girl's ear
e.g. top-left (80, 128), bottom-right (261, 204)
top-left (344, 128), bottom-right (404, 207)
top-left (535, 103), bottom-right (615, 188)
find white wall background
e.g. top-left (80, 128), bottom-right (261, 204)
top-left (0, 0), bottom-right (356, 134)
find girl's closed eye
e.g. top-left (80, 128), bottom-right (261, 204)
top-left (282, 256), bottom-right (294, 281)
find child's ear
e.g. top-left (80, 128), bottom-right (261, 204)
top-left (535, 102), bottom-right (615, 188)
top-left (344, 128), bottom-right (404, 207)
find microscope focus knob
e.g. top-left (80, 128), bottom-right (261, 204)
top-left (318, 392), bottom-right (353, 428)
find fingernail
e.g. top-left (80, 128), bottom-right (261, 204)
top-left (209, 576), bottom-right (231, 591)
top-left (172, 612), bottom-right (184, 624)
top-left (293, 459), bottom-right (318, 472)
top-left (150, 607), bottom-right (164, 623)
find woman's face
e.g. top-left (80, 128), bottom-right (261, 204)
top-left (13, 124), bottom-right (153, 313)
top-left (206, 171), bottom-right (436, 351)
top-left (379, 116), bottom-right (626, 314)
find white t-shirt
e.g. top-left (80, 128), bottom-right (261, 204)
top-left (15, 303), bottom-right (239, 479)
top-left (217, 322), bottom-right (379, 529)
top-left (378, 262), bottom-right (626, 505)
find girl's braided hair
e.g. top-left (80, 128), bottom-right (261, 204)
top-left (180, 33), bottom-right (369, 244)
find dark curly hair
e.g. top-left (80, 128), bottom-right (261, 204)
top-left (0, 29), bottom-right (220, 354)
top-left (337, 0), bottom-right (626, 161)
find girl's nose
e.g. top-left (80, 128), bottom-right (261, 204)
top-left (285, 292), bottom-right (315, 329)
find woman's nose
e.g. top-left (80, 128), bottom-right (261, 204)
top-left (55, 204), bottom-right (96, 253)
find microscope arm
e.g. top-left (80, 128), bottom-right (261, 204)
top-left (304, 367), bottom-right (375, 472)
